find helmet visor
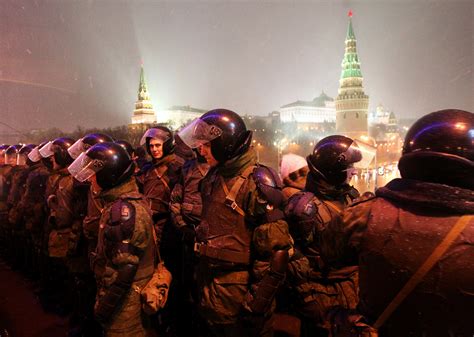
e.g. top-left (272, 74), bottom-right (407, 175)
top-left (67, 138), bottom-right (86, 159)
top-left (177, 118), bottom-right (223, 149)
top-left (139, 128), bottom-right (171, 146)
top-left (39, 141), bottom-right (54, 158)
top-left (5, 152), bottom-right (17, 164)
top-left (67, 152), bottom-right (105, 183)
top-left (17, 154), bottom-right (28, 166)
top-left (28, 146), bottom-right (43, 162)
top-left (351, 139), bottom-right (376, 169)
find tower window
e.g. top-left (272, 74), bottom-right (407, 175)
top-left (356, 112), bottom-right (359, 118)
top-left (343, 113), bottom-right (346, 119)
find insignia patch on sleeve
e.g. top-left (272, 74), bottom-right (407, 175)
top-left (121, 204), bottom-right (132, 221)
top-left (303, 202), bottom-right (315, 216)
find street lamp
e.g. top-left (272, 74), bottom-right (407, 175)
top-left (256, 143), bottom-right (261, 162)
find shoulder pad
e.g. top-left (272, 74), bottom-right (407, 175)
top-left (110, 199), bottom-right (136, 225)
top-left (348, 192), bottom-right (376, 208)
top-left (285, 191), bottom-right (317, 218)
top-left (105, 199), bottom-right (137, 243)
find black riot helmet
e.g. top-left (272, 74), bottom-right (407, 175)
top-left (140, 126), bottom-right (175, 157)
top-left (68, 133), bottom-right (114, 159)
top-left (399, 109), bottom-right (474, 189)
top-left (307, 135), bottom-right (363, 186)
top-left (40, 137), bottom-right (75, 168)
top-left (178, 109), bottom-right (252, 163)
top-left (0, 144), bottom-right (10, 155)
top-left (115, 140), bottom-right (135, 158)
top-left (5, 145), bottom-right (22, 165)
top-left (68, 142), bottom-right (134, 190)
top-left (18, 144), bottom-right (36, 166)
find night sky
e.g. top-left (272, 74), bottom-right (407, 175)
top-left (0, 0), bottom-right (472, 138)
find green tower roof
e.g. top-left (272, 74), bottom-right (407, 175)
top-left (346, 18), bottom-right (356, 40)
top-left (138, 64), bottom-right (150, 101)
top-left (340, 12), bottom-right (363, 80)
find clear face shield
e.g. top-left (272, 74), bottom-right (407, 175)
top-left (0, 150), bottom-right (7, 165)
top-left (28, 146), bottom-right (43, 163)
top-left (67, 152), bottom-right (105, 183)
top-left (67, 138), bottom-right (87, 159)
top-left (5, 151), bottom-right (18, 166)
top-left (39, 141), bottom-right (54, 158)
top-left (139, 128), bottom-right (171, 146)
top-left (177, 118), bottom-right (223, 149)
top-left (17, 153), bottom-right (28, 166)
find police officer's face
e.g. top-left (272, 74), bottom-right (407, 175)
top-left (6, 155), bottom-right (16, 166)
top-left (149, 138), bottom-right (163, 159)
top-left (198, 142), bottom-right (218, 167)
top-left (345, 165), bottom-right (357, 184)
top-left (0, 154), bottom-right (5, 165)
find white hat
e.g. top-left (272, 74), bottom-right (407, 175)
top-left (280, 153), bottom-right (307, 180)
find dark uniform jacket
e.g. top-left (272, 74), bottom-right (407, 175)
top-left (46, 168), bottom-right (75, 258)
top-left (7, 165), bottom-right (31, 228)
top-left (93, 179), bottom-right (155, 337)
top-left (19, 164), bottom-right (49, 235)
top-left (170, 157), bottom-right (209, 229)
top-left (136, 153), bottom-right (184, 289)
top-left (136, 153), bottom-right (184, 236)
top-left (324, 178), bottom-right (474, 337)
top-left (285, 173), bottom-right (360, 327)
top-left (83, 186), bottom-right (104, 250)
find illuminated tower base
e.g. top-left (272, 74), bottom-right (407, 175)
top-left (131, 64), bottom-right (156, 124)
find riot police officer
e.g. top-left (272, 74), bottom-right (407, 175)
top-left (7, 144), bottom-right (36, 269)
top-left (179, 109), bottom-right (293, 337)
top-left (68, 133), bottom-right (114, 252)
top-left (136, 126), bottom-right (183, 239)
top-left (323, 109), bottom-right (474, 337)
top-left (68, 142), bottom-right (157, 337)
top-left (135, 126), bottom-right (184, 335)
top-left (0, 144), bottom-right (11, 254)
top-left (285, 135), bottom-right (373, 336)
top-left (22, 142), bottom-right (52, 276)
top-left (39, 136), bottom-right (86, 320)
top-left (169, 144), bottom-right (210, 336)
top-left (3, 144), bottom-right (23, 262)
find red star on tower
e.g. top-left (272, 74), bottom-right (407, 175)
top-left (348, 10), bottom-right (353, 17)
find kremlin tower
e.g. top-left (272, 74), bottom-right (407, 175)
top-left (335, 11), bottom-right (369, 140)
top-left (131, 64), bottom-right (156, 124)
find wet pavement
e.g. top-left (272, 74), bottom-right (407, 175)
top-left (0, 259), bottom-right (68, 337)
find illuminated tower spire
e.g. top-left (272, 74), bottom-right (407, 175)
top-left (131, 63), bottom-right (156, 124)
top-left (335, 10), bottom-right (369, 139)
